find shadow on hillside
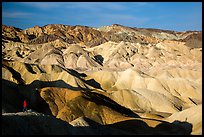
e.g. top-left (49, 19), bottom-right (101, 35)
top-left (108, 119), bottom-right (192, 135)
top-left (2, 113), bottom-right (193, 135)
top-left (2, 64), bottom-right (25, 85)
top-left (2, 78), bottom-right (91, 115)
top-left (24, 63), bottom-right (37, 74)
top-left (82, 91), bottom-right (139, 118)
top-left (2, 79), bottom-right (138, 118)
top-left (2, 79), bottom-right (52, 115)
top-left (2, 60), bottom-right (102, 90)
top-left (2, 79), bottom-right (24, 113)
top-left (65, 68), bottom-right (103, 90)
top-left (2, 62), bottom-right (104, 114)
top-left (25, 79), bottom-right (82, 91)
top-left (68, 117), bottom-right (192, 135)
top-left (2, 64), bottom-right (192, 134)
top-left (94, 54), bottom-right (104, 66)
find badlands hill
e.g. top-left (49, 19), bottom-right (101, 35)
top-left (2, 24), bottom-right (202, 135)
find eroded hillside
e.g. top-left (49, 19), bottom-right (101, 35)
top-left (2, 24), bottom-right (202, 135)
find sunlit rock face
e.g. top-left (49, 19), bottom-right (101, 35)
top-left (2, 24), bottom-right (202, 135)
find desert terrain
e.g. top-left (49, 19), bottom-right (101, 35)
top-left (2, 24), bottom-right (202, 135)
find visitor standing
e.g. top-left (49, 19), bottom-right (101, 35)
top-left (23, 100), bottom-right (27, 112)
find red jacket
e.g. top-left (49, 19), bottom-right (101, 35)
top-left (23, 100), bottom-right (27, 107)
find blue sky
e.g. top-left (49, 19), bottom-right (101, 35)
top-left (2, 2), bottom-right (202, 32)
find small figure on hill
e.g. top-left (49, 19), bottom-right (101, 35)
top-left (23, 99), bottom-right (27, 112)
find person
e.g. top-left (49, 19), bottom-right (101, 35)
top-left (23, 100), bottom-right (27, 112)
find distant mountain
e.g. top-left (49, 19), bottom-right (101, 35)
top-left (2, 24), bottom-right (202, 48)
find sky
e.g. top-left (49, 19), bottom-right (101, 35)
top-left (2, 2), bottom-right (202, 32)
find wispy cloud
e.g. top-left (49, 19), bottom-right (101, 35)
top-left (100, 13), bottom-right (150, 27)
top-left (18, 2), bottom-right (127, 11)
top-left (100, 13), bottom-right (149, 22)
top-left (136, 2), bottom-right (149, 6)
top-left (73, 12), bottom-right (150, 28)
top-left (2, 11), bottom-right (33, 18)
top-left (67, 2), bottom-right (126, 11)
top-left (18, 2), bottom-right (65, 9)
